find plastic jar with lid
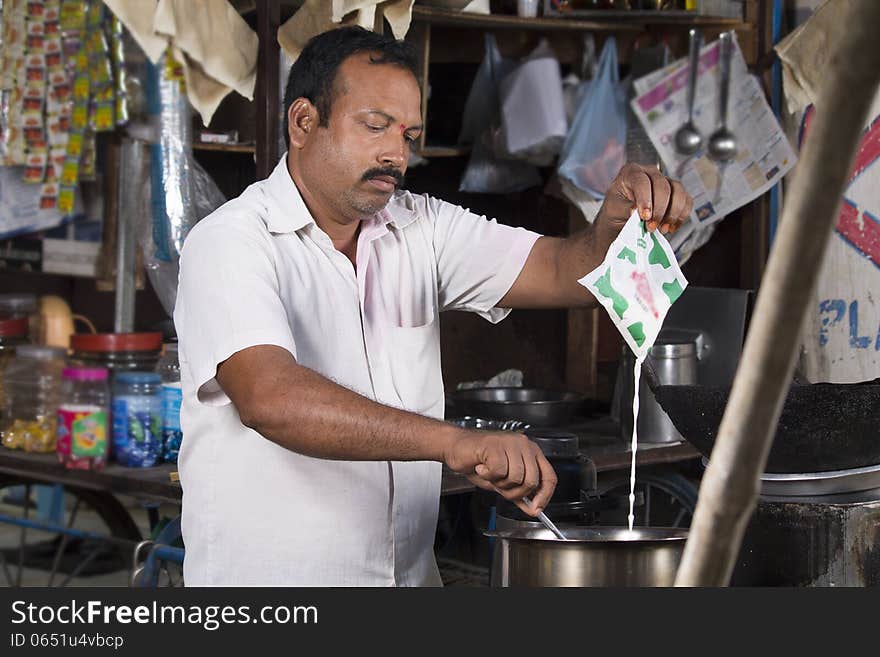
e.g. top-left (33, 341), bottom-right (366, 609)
top-left (56, 367), bottom-right (110, 471)
top-left (155, 343), bottom-right (182, 464)
top-left (112, 372), bottom-right (163, 468)
top-left (69, 332), bottom-right (163, 377)
top-left (0, 317), bottom-right (31, 420)
top-left (0, 293), bottom-right (37, 319)
top-left (0, 293), bottom-right (39, 340)
top-left (1, 345), bottom-right (66, 453)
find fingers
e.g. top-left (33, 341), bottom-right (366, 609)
top-left (469, 433), bottom-right (557, 514)
top-left (661, 180), bottom-right (690, 234)
top-left (617, 164), bottom-right (693, 234)
top-left (621, 166), bottom-right (654, 225)
top-left (474, 446), bottom-right (509, 484)
top-left (647, 170), bottom-right (672, 232)
top-left (529, 448), bottom-right (558, 512)
top-left (492, 451), bottom-right (525, 491)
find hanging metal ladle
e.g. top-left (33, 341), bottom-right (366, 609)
top-left (673, 29), bottom-right (703, 156)
top-left (707, 32), bottom-right (738, 163)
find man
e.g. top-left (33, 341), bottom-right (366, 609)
top-left (174, 26), bottom-right (691, 586)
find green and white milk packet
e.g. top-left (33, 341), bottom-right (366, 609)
top-left (577, 209), bottom-right (688, 530)
top-left (578, 210), bottom-right (688, 361)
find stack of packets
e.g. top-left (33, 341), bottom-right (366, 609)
top-left (578, 210), bottom-right (688, 528)
top-left (0, 0), bottom-right (128, 213)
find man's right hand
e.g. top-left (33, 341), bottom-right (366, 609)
top-left (442, 430), bottom-right (557, 517)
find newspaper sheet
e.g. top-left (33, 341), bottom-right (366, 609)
top-left (631, 35), bottom-right (797, 234)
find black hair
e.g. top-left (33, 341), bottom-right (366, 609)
top-left (282, 26), bottom-right (419, 146)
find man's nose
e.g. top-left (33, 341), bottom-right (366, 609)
top-left (379, 137), bottom-right (407, 169)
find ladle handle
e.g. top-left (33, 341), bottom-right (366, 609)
top-left (718, 32), bottom-right (733, 128)
top-left (686, 29), bottom-right (701, 123)
top-left (522, 496), bottom-right (568, 541)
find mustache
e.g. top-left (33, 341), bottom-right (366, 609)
top-left (361, 167), bottom-right (405, 187)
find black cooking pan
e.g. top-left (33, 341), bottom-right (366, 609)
top-left (651, 381), bottom-right (880, 474)
top-left (450, 387), bottom-right (590, 427)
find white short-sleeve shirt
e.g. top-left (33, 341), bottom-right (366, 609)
top-left (174, 156), bottom-right (541, 586)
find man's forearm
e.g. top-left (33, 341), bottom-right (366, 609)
top-left (237, 357), bottom-right (459, 463)
top-left (216, 345), bottom-right (559, 514)
top-left (553, 222), bottom-right (614, 308)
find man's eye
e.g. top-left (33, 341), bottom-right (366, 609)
top-left (404, 134), bottom-right (418, 143)
top-left (366, 124), bottom-right (385, 132)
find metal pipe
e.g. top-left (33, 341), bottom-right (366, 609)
top-left (0, 512), bottom-right (138, 546)
top-left (114, 139), bottom-right (145, 333)
top-left (675, 0), bottom-right (880, 586)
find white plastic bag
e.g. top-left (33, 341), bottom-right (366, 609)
top-left (499, 40), bottom-right (567, 167)
top-left (458, 35), bottom-right (512, 146)
top-left (558, 37), bottom-right (627, 201)
top-left (459, 35), bottom-right (541, 194)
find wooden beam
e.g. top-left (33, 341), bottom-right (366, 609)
top-left (565, 206), bottom-right (598, 398)
top-left (675, 0), bottom-right (880, 587)
top-left (406, 21), bottom-right (431, 153)
top-left (255, 0), bottom-right (280, 180)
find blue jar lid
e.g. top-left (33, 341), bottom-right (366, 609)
top-left (115, 371), bottom-right (161, 385)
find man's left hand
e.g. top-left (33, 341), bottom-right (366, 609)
top-left (594, 163), bottom-right (694, 242)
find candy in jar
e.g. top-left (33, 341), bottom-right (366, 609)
top-left (56, 367), bottom-right (110, 470)
top-left (112, 372), bottom-right (162, 467)
top-left (2, 345), bottom-right (66, 453)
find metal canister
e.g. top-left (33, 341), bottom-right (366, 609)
top-left (620, 333), bottom-right (699, 444)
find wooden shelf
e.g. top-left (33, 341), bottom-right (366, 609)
top-left (417, 144), bottom-right (471, 158)
top-left (412, 5), bottom-right (745, 31)
top-left (192, 141), bottom-right (256, 154)
top-left (413, 5), bottom-right (639, 31)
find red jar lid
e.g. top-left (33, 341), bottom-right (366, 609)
top-left (70, 332), bottom-right (163, 353)
top-left (0, 316), bottom-right (29, 337)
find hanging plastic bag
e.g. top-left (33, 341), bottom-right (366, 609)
top-left (138, 52), bottom-right (226, 318)
top-left (458, 35), bottom-right (512, 146)
top-left (459, 35), bottom-right (541, 194)
top-left (498, 40), bottom-right (567, 167)
top-left (558, 37), bottom-right (627, 201)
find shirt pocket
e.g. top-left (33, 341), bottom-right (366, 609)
top-left (388, 315), bottom-right (444, 417)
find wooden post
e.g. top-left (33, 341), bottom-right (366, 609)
top-left (255, 0), bottom-right (280, 180)
top-left (565, 206), bottom-right (598, 398)
top-left (675, 0), bottom-right (880, 586)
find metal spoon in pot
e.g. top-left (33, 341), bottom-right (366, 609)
top-left (674, 29), bottom-right (703, 156)
top-left (523, 495), bottom-right (569, 541)
top-left (707, 32), bottom-right (737, 163)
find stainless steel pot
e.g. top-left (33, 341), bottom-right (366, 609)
top-left (485, 526), bottom-right (688, 587)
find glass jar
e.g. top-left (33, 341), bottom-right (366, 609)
top-left (1, 345), bottom-right (66, 452)
top-left (112, 372), bottom-right (163, 468)
top-left (56, 367), bottom-right (110, 471)
top-left (69, 332), bottom-right (163, 378)
top-left (0, 317), bottom-right (31, 421)
top-left (155, 343), bottom-right (182, 464)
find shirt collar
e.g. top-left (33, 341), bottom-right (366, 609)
top-left (264, 154), bottom-right (419, 234)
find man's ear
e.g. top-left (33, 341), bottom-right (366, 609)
top-left (287, 98), bottom-right (318, 149)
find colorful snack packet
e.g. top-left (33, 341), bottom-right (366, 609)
top-left (23, 150), bottom-right (46, 182)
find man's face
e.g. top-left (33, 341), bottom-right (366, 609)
top-left (295, 52), bottom-right (422, 222)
